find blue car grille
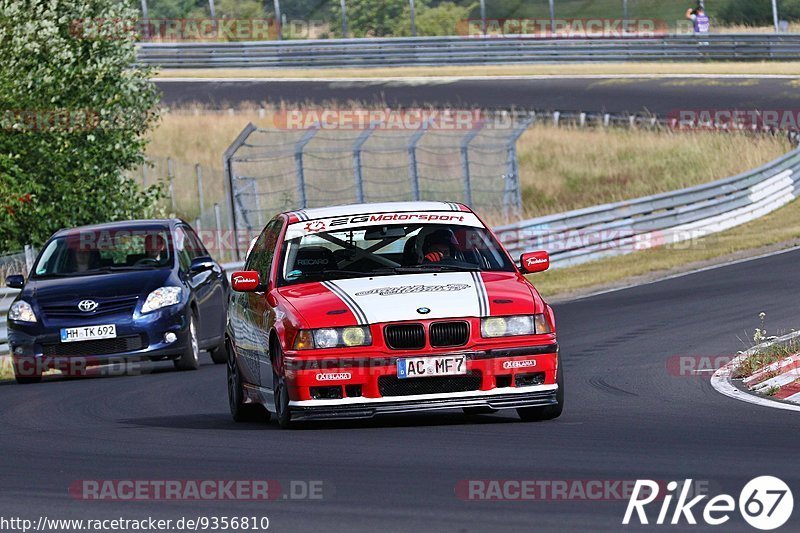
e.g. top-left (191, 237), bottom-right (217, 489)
top-left (40, 296), bottom-right (140, 319)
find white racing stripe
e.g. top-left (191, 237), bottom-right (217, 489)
top-left (329, 273), bottom-right (487, 323)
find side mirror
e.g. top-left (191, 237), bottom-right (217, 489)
top-left (189, 256), bottom-right (216, 274)
top-left (5, 274), bottom-right (24, 289)
top-left (520, 251), bottom-right (549, 274)
top-left (231, 271), bottom-right (261, 292)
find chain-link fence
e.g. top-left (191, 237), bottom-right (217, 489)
top-left (223, 112), bottom-right (533, 258)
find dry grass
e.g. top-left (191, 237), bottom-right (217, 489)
top-left (145, 109), bottom-right (791, 220)
top-left (155, 62), bottom-right (800, 79)
top-left (530, 194), bottom-right (800, 298)
top-left (515, 126), bottom-right (789, 218)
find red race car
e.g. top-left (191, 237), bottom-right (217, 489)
top-left (226, 202), bottom-right (562, 428)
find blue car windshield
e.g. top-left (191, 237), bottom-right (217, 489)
top-left (32, 229), bottom-right (174, 278)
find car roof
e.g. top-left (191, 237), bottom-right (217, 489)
top-left (287, 201), bottom-right (470, 221)
top-left (53, 219), bottom-right (182, 238)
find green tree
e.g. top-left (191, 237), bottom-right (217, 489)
top-left (393, 1), bottom-right (477, 36)
top-left (0, 0), bottom-right (163, 253)
top-left (331, 0), bottom-right (407, 37)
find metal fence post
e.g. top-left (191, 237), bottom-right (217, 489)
top-left (460, 121), bottom-right (485, 206)
top-left (213, 203), bottom-right (223, 262)
top-left (294, 123), bottom-right (320, 209)
top-left (504, 115), bottom-right (535, 221)
top-left (140, 0), bottom-right (150, 40)
top-left (251, 178), bottom-right (263, 227)
top-left (195, 164), bottom-right (205, 217)
top-left (407, 118), bottom-right (431, 201)
top-left (353, 121), bottom-right (381, 204)
top-left (167, 157), bottom-right (176, 212)
top-left (23, 245), bottom-right (34, 274)
top-left (340, 0), bottom-right (348, 37)
top-left (548, 0), bottom-right (555, 33)
top-left (223, 122), bottom-right (258, 262)
top-left (409, 0), bottom-right (417, 37)
top-left (208, 0), bottom-right (217, 35)
top-left (273, 0), bottom-right (283, 39)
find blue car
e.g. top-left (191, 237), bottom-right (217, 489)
top-left (5, 219), bottom-right (228, 383)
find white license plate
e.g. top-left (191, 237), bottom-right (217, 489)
top-left (60, 324), bottom-right (117, 343)
top-left (397, 355), bottom-right (467, 379)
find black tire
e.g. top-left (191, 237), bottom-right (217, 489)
top-left (227, 339), bottom-right (269, 423)
top-left (174, 313), bottom-right (200, 371)
top-left (209, 339), bottom-right (227, 364)
top-left (272, 344), bottom-right (294, 429)
top-left (13, 359), bottom-right (42, 384)
top-left (517, 358), bottom-right (564, 422)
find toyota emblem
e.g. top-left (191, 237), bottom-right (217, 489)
top-left (78, 300), bottom-right (98, 312)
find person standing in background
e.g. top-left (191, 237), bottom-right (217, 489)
top-left (686, 5), bottom-right (710, 33)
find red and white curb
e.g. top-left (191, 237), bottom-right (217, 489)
top-left (711, 331), bottom-right (800, 412)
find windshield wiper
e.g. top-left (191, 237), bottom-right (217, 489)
top-left (390, 264), bottom-right (480, 273)
top-left (287, 269), bottom-right (373, 281)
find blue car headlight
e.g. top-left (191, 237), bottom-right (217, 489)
top-left (141, 287), bottom-right (183, 314)
top-left (8, 300), bottom-right (37, 323)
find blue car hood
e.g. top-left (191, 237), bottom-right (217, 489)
top-left (23, 269), bottom-right (175, 303)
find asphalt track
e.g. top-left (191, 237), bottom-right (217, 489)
top-left (156, 77), bottom-right (800, 114)
top-left (3, 248), bottom-right (799, 532)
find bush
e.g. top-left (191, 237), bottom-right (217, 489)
top-left (393, 1), bottom-right (477, 36)
top-left (0, 0), bottom-right (163, 253)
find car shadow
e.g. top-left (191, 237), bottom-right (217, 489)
top-left (119, 410), bottom-right (521, 432)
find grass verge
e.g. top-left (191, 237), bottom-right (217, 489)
top-left (531, 195), bottom-right (800, 299)
top-left (155, 62), bottom-right (800, 79)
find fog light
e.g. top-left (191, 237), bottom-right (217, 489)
top-left (164, 332), bottom-right (177, 344)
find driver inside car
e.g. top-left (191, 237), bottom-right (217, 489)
top-left (144, 234), bottom-right (167, 262)
top-left (420, 228), bottom-right (459, 263)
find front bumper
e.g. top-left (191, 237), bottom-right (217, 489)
top-left (289, 384), bottom-right (559, 420)
top-left (282, 341), bottom-right (559, 415)
top-left (7, 305), bottom-right (190, 375)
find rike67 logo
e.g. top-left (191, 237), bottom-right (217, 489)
top-left (623, 477), bottom-right (793, 530)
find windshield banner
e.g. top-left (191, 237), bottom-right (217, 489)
top-left (285, 211), bottom-right (484, 240)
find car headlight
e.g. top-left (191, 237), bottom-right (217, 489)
top-left (8, 300), bottom-right (37, 323)
top-left (294, 326), bottom-right (372, 350)
top-left (481, 314), bottom-right (551, 337)
top-left (141, 286), bottom-right (183, 314)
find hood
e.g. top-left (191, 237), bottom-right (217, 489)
top-left (25, 269), bottom-right (174, 303)
top-left (278, 271), bottom-right (540, 326)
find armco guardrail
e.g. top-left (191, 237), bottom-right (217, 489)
top-left (497, 146), bottom-right (800, 268)
top-left (1, 288), bottom-right (17, 356)
top-left (137, 34), bottom-right (800, 68)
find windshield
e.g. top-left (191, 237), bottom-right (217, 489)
top-left (280, 223), bottom-right (514, 285)
top-left (33, 228), bottom-right (174, 278)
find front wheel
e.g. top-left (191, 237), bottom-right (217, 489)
top-left (517, 358), bottom-right (564, 422)
top-left (174, 313), bottom-right (200, 371)
top-left (227, 340), bottom-right (269, 423)
top-left (272, 344), bottom-right (294, 429)
top-left (209, 338), bottom-right (227, 364)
